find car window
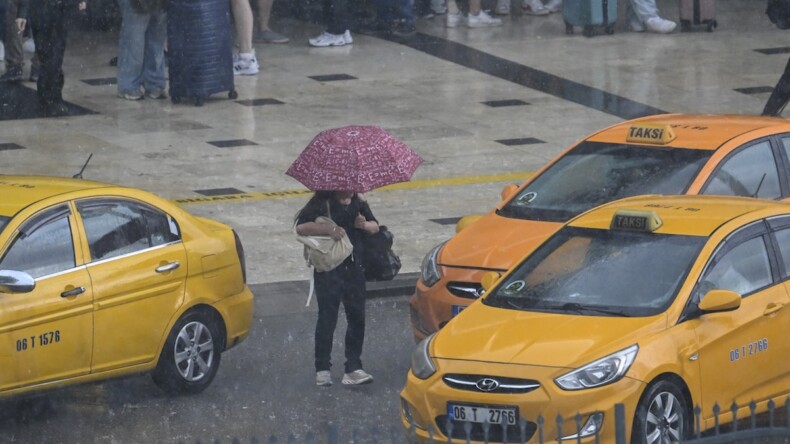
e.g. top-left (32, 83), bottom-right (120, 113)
top-left (771, 226), bottom-right (790, 279)
top-left (703, 141), bottom-right (781, 199)
top-left (77, 199), bottom-right (181, 261)
top-left (499, 142), bottom-right (711, 222)
top-left (483, 226), bottom-right (706, 317)
top-left (0, 205), bottom-right (75, 278)
top-left (698, 236), bottom-right (772, 298)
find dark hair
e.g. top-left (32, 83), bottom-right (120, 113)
top-left (294, 191), bottom-right (335, 225)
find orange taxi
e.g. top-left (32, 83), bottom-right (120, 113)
top-left (411, 114), bottom-right (790, 341)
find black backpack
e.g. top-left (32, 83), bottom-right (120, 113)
top-left (360, 226), bottom-right (401, 282)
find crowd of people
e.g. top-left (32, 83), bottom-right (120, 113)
top-left (0, 0), bottom-right (686, 116)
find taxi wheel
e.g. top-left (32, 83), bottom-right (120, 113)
top-left (631, 379), bottom-right (690, 444)
top-left (152, 310), bottom-right (222, 395)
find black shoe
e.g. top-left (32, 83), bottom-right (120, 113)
top-left (391, 21), bottom-right (417, 37)
top-left (1, 68), bottom-right (23, 83)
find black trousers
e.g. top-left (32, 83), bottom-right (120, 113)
top-left (321, 0), bottom-right (351, 35)
top-left (763, 56), bottom-right (790, 117)
top-left (30, 0), bottom-right (72, 107)
top-left (314, 260), bottom-right (366, 374)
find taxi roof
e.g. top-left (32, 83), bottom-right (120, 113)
top-left (0, 175), bottom-right (113, 217)
top-left (569, 195), bottom-right (788, 237)
top-left (586, 114), bottom-right (790, 150)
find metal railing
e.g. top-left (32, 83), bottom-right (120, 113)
top-left (191, 399), bottom-right (790, 443)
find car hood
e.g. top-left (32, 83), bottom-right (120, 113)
top-left (433, 302), bottom-right (664, 368)
top-left (440, 213), bottom-right (562, 270)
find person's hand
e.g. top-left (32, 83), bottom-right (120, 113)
top-left (354, 214), bottom-right (368, 230)
top-left (15, 18), bottom-right (25, 34)
top-left (328, 225), bottom-right (345, 240)
top-left (354, 214), bottom-right (379, 234)
top-left (78, 1), bottom-right (87, 11)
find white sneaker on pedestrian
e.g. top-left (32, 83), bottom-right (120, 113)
top-left (316, 370), bottom-right (332, 386)
top-left (544, 0), bottom-right (562, 13)
top-left (342, 30), bottom-right (353, 45)
top-left (234, 52), bottom-right (259, 76)
top-left (467, 10), bottom-right (503, 28)
top-left (495, 0), bottom-right (511, 15)
top-left (309, 31), bottom-right (351, 47)
top-left (522, 0), bottom-right (550, 15)
top-left (645, 17), bottom-right (677, 34)
top-left (342, 369), bottom-right (373, 385)
top-left (446, 12), bottom-right (465, 28)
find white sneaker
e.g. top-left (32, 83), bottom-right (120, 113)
top-left (316, 370), bottom-right (332, 387)
top-left (446, 12), bottom-right (465, 28)
top-left (233, 53), bottom-right (259, 76)
top-left (342, 30), bottom-right (353, 45)
top-left (522, 0), bottom-right (550, 15)
top-left (467, 10), bottom-right (503, 28)
top-left (495, 0), bottom-right (511, 15)
top-left (309, 31), bottom-right (351, 47)
top-left (544, 0), bottom-right (562, 13)
top-left (645, 17), bottom-right (677, 34)
top-left (342, 369), bottom-right (373, 385)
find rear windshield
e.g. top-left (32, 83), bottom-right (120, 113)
top-left (499, 142), bottom-right (711, 222)
top-left (484, 226), bottom-right (706, 317)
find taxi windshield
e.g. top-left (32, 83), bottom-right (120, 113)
top-left (499, 142), bottom-right (711, 222)
top-left (483, 226), bottom-right (706, 317)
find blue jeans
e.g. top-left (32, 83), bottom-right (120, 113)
top-left (627, 0), bottom-right (660, 24)
top-left (117, 0), bottom-right (167, 95)
top-left (376, 0), bottom-right (416, 26)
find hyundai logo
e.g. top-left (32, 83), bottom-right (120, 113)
top-left (475, 378), bottom-right (500, 392)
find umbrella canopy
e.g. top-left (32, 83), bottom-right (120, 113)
top-left (286, 125), bottom-right (423, 193)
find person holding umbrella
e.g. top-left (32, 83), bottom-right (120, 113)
top-left (295, 191), bottom-right (379, 386)
top-left (287, 125), bottom-right (423, 387)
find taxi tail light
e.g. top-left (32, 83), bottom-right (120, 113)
top-left (233, 230), bottom-right (247, 284)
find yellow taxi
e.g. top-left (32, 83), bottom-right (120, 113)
top-left (0, 176), bottom-right (254, 398)
top-left (411, 114), bottom-right (790, 342)
top-left (402, 194), bottom-right (790, 443)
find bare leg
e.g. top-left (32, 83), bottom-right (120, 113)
top-left (468, 0), bottom-right (481, 15)
top-left (230, 0), bottom-right (253, 54)
top-left (256, 0), bottom-right (273, 31)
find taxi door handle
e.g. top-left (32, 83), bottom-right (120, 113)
top-left (61, 286), bottom-right (85, 298)
top-left (156, 261), bottom-right (180, 273)
top-left (764, 302), bottom-right (785, 316)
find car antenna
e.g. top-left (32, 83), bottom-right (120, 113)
top-left (73, 154), bottom-right (93, 179)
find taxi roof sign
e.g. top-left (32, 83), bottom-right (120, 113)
top-left (610, 209), bottom-right (663, 232)
top-left (626, 124), bottom-right (676, 145)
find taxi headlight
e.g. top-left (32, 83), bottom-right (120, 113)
top-left (555, 345), bottom-right (638, 390)
top-left (411, 334), bottom-right (436, 380)
top-left (420, 242), bottom-right (446, 287)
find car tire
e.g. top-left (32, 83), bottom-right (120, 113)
top-left (631, 379), bottom-right (691, 444)
top-left (152, 309), bottom-right (222, 395)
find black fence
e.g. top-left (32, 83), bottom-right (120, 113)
top-left (211, 399), bottom-right (790, 443)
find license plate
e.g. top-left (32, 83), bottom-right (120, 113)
top-left (452, 305), bottom-right (465, 317)
top-left (447, 403), bottom-right (518, 425)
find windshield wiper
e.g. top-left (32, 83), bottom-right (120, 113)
top-left (560, 302), bottom-right (631, 317)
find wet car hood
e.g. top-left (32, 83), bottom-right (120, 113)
top-left (440, 212), bottom-right (562, 270)
top-left (433, 302), bottom-right (664, 368)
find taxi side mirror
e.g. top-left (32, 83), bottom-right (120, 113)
top-left (456, 215), bottom-right (483, 233)
top-left (0, 269), bottom-right (36, 294)
top-left (480, 271), bottom-right (501, 293)
top-left (698, 289), bottom-right (741, 313)
top-left (500, 184), bottom-right (519, 202)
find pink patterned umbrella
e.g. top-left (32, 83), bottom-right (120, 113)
top-left (286, 125), bottom-right (423, 193)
